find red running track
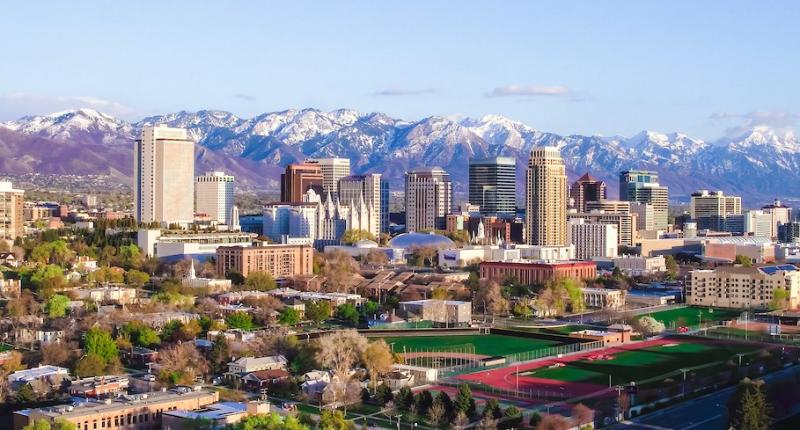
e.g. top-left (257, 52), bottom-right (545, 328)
top-left (456, 338), bottom-right (674, 397)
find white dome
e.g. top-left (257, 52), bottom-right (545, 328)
top-left (354, 239), bottom-right (379, 248)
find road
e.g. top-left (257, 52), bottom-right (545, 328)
top-left (608, 365), bottom-right (800, 430)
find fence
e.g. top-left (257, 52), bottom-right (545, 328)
top-left (399, 344), bottom-right (481, 372)
top-left (506, 340), bottom-right (605, 363)
top-left (439, 379), bottom-right (571, 403)
top-left (693, 326), bottom-right (800, 346)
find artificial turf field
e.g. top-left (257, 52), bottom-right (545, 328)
top-left (380, 334), bottom-right (563, 356)
top-left (637, 306), bottom-right (742, 328)
top-left (521, 338), bottom-right (760, 386)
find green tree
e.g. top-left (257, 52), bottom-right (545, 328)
top-left (375, 384), bottom-right (393, 404)
top-left (414, 391), bottom-right (434, 415)
top-left (560, 278), bottom-right (585, 313)
top-left (45, 294), bottom-right (70, 318)
top-left (74, 354), bottom-right (107, 377)
top-left (226, 311), bottom-right (255, 330)
top-left (305, 300), bottom-right (332, 323)
top-left (728, 378), bottom-right (771, 430)
top-left (22, 419), bottom-right (51, 430)
top-left (482, 398), bottom-right (502, 419)
top-left (279, 307), bottom-right (301, 326)
top-left (84, 327), bottom-right (119, 363)
top-left (208, 333), bottom-right (231, 373)
top-left (455, 383), bottom-right (476, 418)
top-left (16, 384), bottom-right (37, 402)
top-left (770, 288), bottom-right (790, 310)
top-left (341, 229), bottom-right (376, 245)
top-left (125, 269), bottom-right (150, 287)
top-left (734, 255), bottom-right (753, 267)
top-left (226, 270), bottom-right (245, 285)
top-left (664, 255), bottom-right (679, 279)
top-left (29, 264), bottom-right (66, 294)
top-left (319, 410), bottom-right (353, 430)
top-left (245, 271), bottom-right (277, 291)
top-left (395, 386), bottom-right (413, 411)
top-left (52, 420), bottom-right (77, 430)
top-left (336, 303), bottom-right (360, 326)
top-left (433, 391), bottom-right (455, 423)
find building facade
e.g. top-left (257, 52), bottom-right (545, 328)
top-left (687, 265), bottom-right (800, 309)
top-left (134, 125), bottom-right (195, 224)
top-left (526, 147), bottom-right (567, 246)
top-left (468, 157), bottom-right (516, 217)
top-left (762, 199), bottom-right (792, 239)
top-left (216, 244), bottom-right (314, 278)
top-left (567, 211), bottom-right (634, 247)
top-left (338, 174), bottom-right (382, 236)
top-left (405, 167), bottom-right (452, 232)
top-left (690, 190), bottom-right (742, 232)
top-left (570, 173), bottom-right (607, 212)
top-left (619, 170), bottom-right (668, 230)
top-left (567, 219), bottom-right (618, 260)
top-left (0, 181), bottom-right (23, 240)
top-left (308, 158), bottom-right (351, 197)
top-left (280, 163), bottom-right (324, 203)
top-left (195, 171), bottom-right (235, 225)
top-left (479, 260), bottom-right (596, 285)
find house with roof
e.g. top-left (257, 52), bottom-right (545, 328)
top-left (242, 369), bottom-right (291, 391)
top-left (8, 365), bottom-right (70, 395)
top-left (226, 355), bottom-right (288, 381)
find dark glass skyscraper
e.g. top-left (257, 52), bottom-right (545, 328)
top-left (469, 157), bottom-right (516, 217)
top-left (380, 178), bottom-right (389, 233)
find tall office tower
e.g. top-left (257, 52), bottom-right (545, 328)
top-left (762, 199), bottom-right (792, 239)
top-left (134, 125), bottom-right (195, 225)
top-left (405, 167), bottom-right (452, 232)
top-left (629, 202), bottom-right (656, 231)
top-left (380, 179), bottom-right (390, 233)
top-left (526, 147), bottom-right (567, 246)
top-left (689, 190), bottom-right (742, 231)
top-left (468, 157), bottom-right (516, 217)
top-left (569, 173), bottom-right (607, 212)
top-left (338, 173), bottom-right (382, 236)
top-left (307, 158), bottom-right (350, 197)
top-left (195, 171), bottom-right (235, 225)
top-left (280, 163), bottom-right (324, 203)
top-left (618, 170), bottom-right (669, 230)
top-left (0, 181), bottom-right (23, 240)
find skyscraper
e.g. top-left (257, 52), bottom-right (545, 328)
top-left (526, 147), bottom-right (567, 245)
top-left (569, 173), bottom-right (607, 212)
top-left (307, 158), bottom-right (350, 197)
top-left (468, 157), bottom-right (516, 217)
top-left (0, 181), bottom-right (23, 240)
top-left (618, 170), bottom-right (669, 230)
top-left (405, 167), bottom-right (452, 232)
top-left (337, 173), bottom-right (382, 236)
top-left (134, 125), bottom-right (195, 225)
top-left (195, 171), bottom-right (235, 225)
top-left (689, 190), bottom-right (742, 231)
top-left (380, 178), bottom-right (390, 234)
top-left (280, 163), bottom-right (324, 203)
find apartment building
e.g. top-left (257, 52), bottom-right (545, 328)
top-left (687, 264), bottom-right (800, 309)
top-left (216, 243), bottom-right (314, 278)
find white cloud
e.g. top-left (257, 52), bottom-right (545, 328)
top-left (233, 93), bottom-right (256, 101)
top-left (0, 93), bottom-right (139, 120)
top-left (373, 88), bottom-right (435, 96)
top-left (485, 84), bottom-right (571, 98)
top-left (710, 110), bottom-right (800, 137)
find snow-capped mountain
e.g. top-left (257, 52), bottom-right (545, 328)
top-left (2, 108), bottom-right (800, 203)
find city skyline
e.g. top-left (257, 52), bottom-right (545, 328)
top-left (2, 2), bottom-right (800, 140)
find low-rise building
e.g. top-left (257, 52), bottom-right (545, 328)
top-left (226, 355), bottom-right (288, 379)
top-left (397, 299), bottom-right (472, 327)
top-left (0, 278), bottom-right (21, 297)
top-left (8, 365), bottom-right (70, 394)
top-left (479, 260), bottom-right (596, 285)
top-left (580, 287), bottom-right (625, 310)
top-left (13, 388), bottom-right (219, 430)
top-left (68, 376), bottom-right (129, 398)
top-left (611, 255), bottom-right (666, 276)
top-left (74, 286), bottom-right (138, 305)
top-left (687, 264), bottom-right (800, 309)
top-left (162, 401), bottom-right (268, 430)
top-left (216, 243), bottom-right (314, 278)
top-left (701, 237), bottom-right (775, 264)
top-left (138, 229), bottom-right (256, 261)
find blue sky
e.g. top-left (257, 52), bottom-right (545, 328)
top-left (1, 1), bottom-right (799, 139)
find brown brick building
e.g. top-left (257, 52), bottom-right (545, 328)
top-left (479, 260), bottom-right (596, 285)
top-left (216, 244), bottom-right (314, 278)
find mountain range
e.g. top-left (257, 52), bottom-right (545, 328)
top-left (2, 108), bottom-right (800, 204)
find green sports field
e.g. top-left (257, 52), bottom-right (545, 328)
top-left (637, 307), bottom-right (742, 328)
top-left (380, 334), bottom-right (563, 356)
top-left (523, 339), bottom-right (760, 386)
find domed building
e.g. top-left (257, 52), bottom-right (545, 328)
top-left (388, 232), bottom-right (455, 249)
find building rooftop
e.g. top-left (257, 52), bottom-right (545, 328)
top-left (163, 401), bottom-right (246, 420)
top-left (388, 232), bottom-right (455, 249)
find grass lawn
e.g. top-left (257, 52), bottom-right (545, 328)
top-left (524, 339), bottom-right (760, 386)
top-left (638, 307), bottom-right (742, 328)
top-left (380, 334), bottom-right (563, 356)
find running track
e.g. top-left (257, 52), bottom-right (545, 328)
top-left (456, 338), bottom-right (674, 397)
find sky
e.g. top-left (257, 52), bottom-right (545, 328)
top-left (1, 1), bottom-right (799, 140)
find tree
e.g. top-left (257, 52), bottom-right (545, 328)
top-left (414, 390), bottom-right (434, 415)
top-left (226, 270), bottom-right (245, 285)
top-left (560, 279), bottom-right (584, 313)
top-left (22, 419), bottom-right (53, 430)
top-left (474, 280), bottom-right (508, 318)
top-left (362, 340), bottom-right (393, 391)
top-left (395, 386), bottom-right (413, 411)
top-left (52, 420), bottom-right (77, 430)
top-left (279, 307), bottom-right (301, 326)
top-left (341, 229), bottom-right (376, 245)
top-left (45, 294), bottom-right (70, 318)
top-left (411, 247), bottom-right (438, 267)
top-left (226, 311), bottom-right (255, 330)
top-left (536, 414), bottom-right (571, 430)
top-left (157, 343), bottom-right (209, 385)
top-left (41, 342), bottom-right (72, 366)
top-left (635, 316), bottom-right (666, 335)
top-left (75, 354), bottom-right (107, 377)
top-left (529, 412), bottom-right (542, 428)
top-left (571, 403), bottom-right (594, 426)
top-left (503, 406), bottom-right (523, 429)
top-left (727, 378), bottom-right (771, 430)
top-left (364, 249), bottom-right (389, 266)
top-left (375, 384), bottom-right (393, 404)
top-left (315, 330), bottom-right (367, 380)
top-left (427, 401), bottom-right (447, 428)
top-left (455, 384), bottom-right (476, 418)
top-left (770, 288), bottom-right (790, 311)
top-left (319, 410), bottom-right (353, 430)
top-left (482, 398), bottom-right (502, 419)
top-left (29, 264), bottom-right (66, 295)
top-left (431, 286), bottom-right (449, 300)
top-left (125, 269), bottom-right (150, 287)
top-left (434, 391), bottom-right (455, 423)
top-left (84, 327), bottom-right (119, 363)
top-left (323, 251), bottom-right (359, 293)
top-left (208, 333), bottom-right (231, 373)
top-left (734, 255), bottom-right (753, 267)
top-left (304, 300), bottom-right (332, 323)
top-left (245, 271), bottom-right (278, 291)
top-left (664, 255), bottom-right (678, 279)
top-left (336, 303), bottom-right (360, 326)
top-left (234, 412), bottom-right (310, 430)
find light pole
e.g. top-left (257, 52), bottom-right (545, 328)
top-left (681, 368), bottom-right (688, 398)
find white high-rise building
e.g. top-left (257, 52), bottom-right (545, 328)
top-left (567, 218), bottom-right (618, 260)
top-left (308, 158), bottom-right (351, 198)
top-left (196, 171), bottom-right (235, 225)
top-left (134, 125), bottom-right (195, 225)
top-left (338, 174), bottom-right (382, 236)
top-left (0, 181), bottom-right (23, 240)
top-left (744, 210), bottom-right (773, 238)
top-left (405, 167), bottom-right (452, 232)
